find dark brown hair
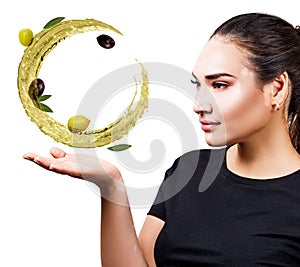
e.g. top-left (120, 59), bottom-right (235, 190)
top-left (211, 13), bottom-right (300, 153)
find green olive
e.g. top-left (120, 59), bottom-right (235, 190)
top-left (19, 28), bottom-right (34, 46)
top-left (67, 115), bottom-right (90, 133)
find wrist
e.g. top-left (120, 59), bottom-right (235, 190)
top-left (100, 176), bottom-right (129, 206)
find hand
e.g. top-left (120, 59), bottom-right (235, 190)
top-left (23, 147), bottom-right (122, 189)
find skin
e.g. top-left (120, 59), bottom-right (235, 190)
top-left (23, 148), bottom-right (149, 267)
top-left (23, 36), bottom-right (300, 266)
top-left (193, 36), bottom-right (300, 178)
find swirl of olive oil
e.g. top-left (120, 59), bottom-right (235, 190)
top-left (17, 19), bottom-right (149, 148)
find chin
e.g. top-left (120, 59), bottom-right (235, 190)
top-left (204, 133), bottom-right (224, 146)
top-left (204, 133), bottom-right (234, 148)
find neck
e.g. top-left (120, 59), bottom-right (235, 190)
top-left (227, 121), bottom-right (300, 179)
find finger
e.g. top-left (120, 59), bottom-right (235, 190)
top-left (33, 156), bottom-right (53, 169)
top-left (23, 153), bottom-right (39, 161)
top-left (49, 162), bottom-right (82, 178)
top-left (50, 147), bottom-right (67, 158)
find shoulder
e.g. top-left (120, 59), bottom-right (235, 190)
top-left (153, 148), bottom-right (226, 205)
top-left (179, 147), bottom-right (226, 161)
top-left (169, 148), bottom-right (225, 172)
top-left (164, 147), bottom-right (226, 180)
top-left (161, 147), bottom-right (227, 193)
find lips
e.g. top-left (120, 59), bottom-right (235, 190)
top-left (200, 120), bottom-right (220, 132)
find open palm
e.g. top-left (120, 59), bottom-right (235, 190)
top-left (23, 147), bottom-right (121, 188)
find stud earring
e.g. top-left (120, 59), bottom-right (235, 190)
top-left (276, 102), bottom-right (280, 111)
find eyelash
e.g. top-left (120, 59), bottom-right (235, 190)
top-left (212, 82), bottom-right (228, 89)
top-left (191, 80), bottom-right (228, 89)
top-left (191, 79), bottom-right (201, 87)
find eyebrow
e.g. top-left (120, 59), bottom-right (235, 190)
top-left (192, 72), bottom-right (235, 80)
top-left (205, 73), bottom-right (235, 80)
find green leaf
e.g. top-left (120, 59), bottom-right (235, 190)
top-left (43, 17), bottom-right (65, 29)
top-left (40, 103), bottom-right (53, 113)
top-left (39, 95), bottom-right (52, 101)
top-left (107, 144), bottom-right (131, 151)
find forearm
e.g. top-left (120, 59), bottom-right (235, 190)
top-left (100, 180), bottom-right (148, 267)
top-left (23, 148), bottom-right (146, 265)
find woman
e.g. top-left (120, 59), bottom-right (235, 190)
top-left (24, 13), bottom-right (300, 266)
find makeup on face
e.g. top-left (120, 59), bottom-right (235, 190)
top-left (192, 38), bottom-right (270, 146)
top-left (191, 75), bottom-right (220, 130)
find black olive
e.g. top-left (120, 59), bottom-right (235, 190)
top-left (96, 34), bottom-right (115, 49)
top-left (30, 78), bottom-right (45, 97)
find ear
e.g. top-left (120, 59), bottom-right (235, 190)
top-left (264, 71), bottom-right (289, 111)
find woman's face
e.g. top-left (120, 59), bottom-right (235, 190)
top-left (192, 36), bottom-right (272, 146)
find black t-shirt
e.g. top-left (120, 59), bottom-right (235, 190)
top-left (148, 148), bottom-right (300, 266)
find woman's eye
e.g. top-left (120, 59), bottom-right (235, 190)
top-left (212, 82), bottom-right (228, 89)
top-left (191, 79), bottom-right (201, 87)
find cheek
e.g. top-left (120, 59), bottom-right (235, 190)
top-left (217, 89), bottom-right (269, 139)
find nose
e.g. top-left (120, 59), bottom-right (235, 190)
top-left (193, 102), bottom-right (212, 115)
top-left (193, 88), bottom-right (213, 115)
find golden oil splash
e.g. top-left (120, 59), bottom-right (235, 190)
top-left (17, 19), bottom-right (149, 148)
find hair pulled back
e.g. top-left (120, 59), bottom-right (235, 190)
top-left (211, 13), bottom-right (300, 153)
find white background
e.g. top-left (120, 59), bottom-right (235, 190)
top-left (1, 0), bottom-right (299, 266)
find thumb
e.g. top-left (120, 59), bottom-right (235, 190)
top-left (50, 147), bottom-right (67, 158)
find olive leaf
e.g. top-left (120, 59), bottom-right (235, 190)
top-left (39, 95), bottom-right (52, 101)
top-left (107, 144), bottom-right (132, 151)
top-left (40, 103), bottom-right (53, 113)
top-left (28, 86), bottom-right (53, 112)
top-left (43, 17), bottom-right (65, 29)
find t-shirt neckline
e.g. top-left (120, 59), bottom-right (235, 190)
top-left (220, 146), bottom-right (300, 186)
